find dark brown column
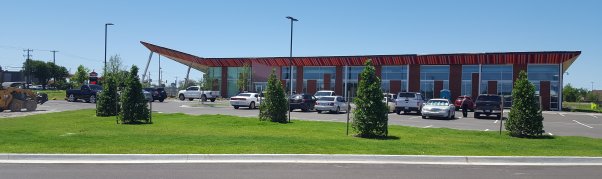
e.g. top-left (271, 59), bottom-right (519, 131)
top-left (488, 81), bottom-right (498, 95)
top-left (450, 65), bottom-right (462, 99)
top-left (513, 63), bottom-right (527, 86)
top-left (221, 67), bottom-right (228, 97)
top-left (280, 80), bottom-right (286, 90)
top-left (323, 74), bottom-right (331, 90)
top-left (390, 80), bottom-right (401, 94)
top-left (307, 80), bottom-right (317, 95)
top-left (335, 66), bottom-right (343, 95)
top-left (409, 64), bottom-right (420, 92)
top-left (434, 80), bottom-right (443, 98)
top-left (540, 81), bottom-right (551, 111)
top-left (296, 66), bottom-right (304, 93)
top-left (375, 65), bottom-right (382, 78)
top-left (471, 73), bottom-right (479, 99)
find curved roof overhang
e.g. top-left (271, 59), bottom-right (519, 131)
top-left (141, 41), bottom-right (581, 73)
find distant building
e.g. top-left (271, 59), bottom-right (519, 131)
top-left (0, 69), bottom-right (25, 83)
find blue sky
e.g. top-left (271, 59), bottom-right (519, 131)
top-left (0, 0), bottom-right (600, 89)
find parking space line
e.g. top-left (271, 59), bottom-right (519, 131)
top-left (548, 132), bottom-right (554, 136)
top-left (592, 115), bottom-right (599, 119)
top-left (423, 125), bottom-right (432, 128)
top-left (409, 116), bottom-right (421, 119)
top-left (494, 120), bottom-right (499, 124)
top-left (558, 113), bottom-right (566, 117)
top-left (484, 129), bottom-right (490, 131)
top-left (573, 120), bottom-right (594, 129)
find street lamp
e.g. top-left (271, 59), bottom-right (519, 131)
top-left (104, 23), bottom-right (114, 74)
top-left (286, 16), bottom-right (298, 123)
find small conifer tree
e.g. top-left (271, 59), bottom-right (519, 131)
top-left (118, 65), bottom-right (150, 124)
top-left (96, 74), bottom-right (118, 116)
top-left (352, 59), bottom-right (389, 138)
top-left (505, 70), bottom-right (544, 137)
top-left (259, 69), bottom-right (288, 123)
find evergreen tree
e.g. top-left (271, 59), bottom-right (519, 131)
top-left (259, 69), bottom-right (288, 123)
top-left (352, 59), bottom-right (388, 138)
top-left (505, 71), bottom-right (544, 137)
top-left (96, 74), bottom-right (118, 116)
top-left (118, 65), bottom-right (150, 124)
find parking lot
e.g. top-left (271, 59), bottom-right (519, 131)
top-left (2, 99), bottom-right (600, 138)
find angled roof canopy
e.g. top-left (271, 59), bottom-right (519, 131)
top-left (141, 41), bottom-right (581, 73)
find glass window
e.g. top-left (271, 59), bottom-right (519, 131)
top-left (207, 67), bottom-right (222, 91)
top-left (480, 65), bottom-right (513, 107)
top-left (282, 66), bottom-right (297, 93)
top-left (528, 64), bottom-right (560, 110)
top-left (420, 65), bottom-right (449, 100)
top-left (303, 66), bottom-right (336, 92)
top-left (462, 65), bottom-right (479, 96)
top-left (381, 65), bottom-right (408, 93)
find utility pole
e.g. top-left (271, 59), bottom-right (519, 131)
top-left (50, 50), bottom-right (58, 64)
top-left (23, 49), bottom-right (33, 59)
top-left (23, 49), bottom-right (33, 86)
top-left (158, 55), bottom-right (162, 86)
top-left (592, 82), bottom-right (594, 91)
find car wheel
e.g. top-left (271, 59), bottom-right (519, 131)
top-left (496, 114), bottom-right (501, 119)
top-left (335, 106), bottom-right (340, 114)
top-left (289, 108), bottom-right (294, 112)
top-left (249, 102), bottom-right (255, 109)
top-left (201, 95), bottom-right (207, 102)
top-left (316, 110), bottom-right (322, 114)
top-left (89, 95), bottom-right (96, 103)
top-left (159, 99), bottom-right (164, 102)
top-left (68, 94), bottom-right (76, 102)
top-left (210, 98), bottom-right (216, 102)
top-left (396, 109), bottom-right (401, 115)
top-left (234, 106), bottom-right (239, 109)
top-left (188, 98), bottom-right (194, 101)
top-left (422, 115), bottom-right (427, 119)
top-left (474, 112), bottom-right (480, 118)
top-left (179, 94), bottom-right (185, 101)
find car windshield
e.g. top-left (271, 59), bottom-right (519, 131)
top-left (399, 93), bottom-right (415, 98)
top-left (317, 97), bottom-right (335, 101)
top-left (427, 100), bottom-right (449, 106)
top-left (478, 96), bottom-right (501, 101)
top-left (143, 88), bottom-right (154, 92)
top-left (315, 92), bottom-right (331, 96)
top-left (90, 85), bottom-right (103, 91)
top-left (237, 93), bottom-right (252, 97)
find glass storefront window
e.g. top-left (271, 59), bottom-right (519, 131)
top-left (462, 65), bottom-right (479, 96)
top-left (207, 67), bottom-right (222, 91)
top-left (528, 64), bottom-right (560, 110)
top-left (479, 65), bottom-right (513, 107)
top-left (381, 66), bottom-right (408, 93)
top-left (303, 66), bottom-right (336, 92)
top-left (281, 66), bottom-right (297, 94)
top-left (420, 65), bottom-right (449, 99)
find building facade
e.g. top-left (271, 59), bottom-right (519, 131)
top-left (141, 41), bottom-right (580, 111)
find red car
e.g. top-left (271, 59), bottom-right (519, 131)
top-left (454, 95), bottom-right (475, 111)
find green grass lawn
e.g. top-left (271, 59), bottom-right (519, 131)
top-left (34, 90), bottom-right (65, 100)
top-left (1, 109), bottom-right (601, 156)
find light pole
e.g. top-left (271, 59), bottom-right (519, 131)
top-left (104, 23), bottom-right (114, 74)
top-left (286, 16), bottom-right (298, 123)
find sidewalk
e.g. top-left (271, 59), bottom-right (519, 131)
top-left (2, 154), bottom-right (602, 166)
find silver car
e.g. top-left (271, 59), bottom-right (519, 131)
top-left (421, 99), bottom-right (456, 119)
top-left (315, 96), bottom-right (349, 114)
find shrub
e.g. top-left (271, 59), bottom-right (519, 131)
top-left (96, 74), bottom-right (118, 116)
top-left (352, 59), bottom-right (389, 138)
top-left (259, 69), bottom-right (288, 123)
top-left (505, 70), bottom-right (544, 137)
top-left (118, 65), bottom-right (150, 124)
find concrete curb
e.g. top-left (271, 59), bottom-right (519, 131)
top-left (1, 154), bottom-right (602, 166)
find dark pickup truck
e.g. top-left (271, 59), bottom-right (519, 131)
top-left (66, 84), bottom-right (103, 103)
top-left (474, 94), bottom-right (503, 119)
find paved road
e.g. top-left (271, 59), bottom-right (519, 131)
top-left (0, 100), bottom-right (96, 118)
top-left (1, 163), bottom-right (600, 179)
top-left (153, 99), bottom-right (602, 138)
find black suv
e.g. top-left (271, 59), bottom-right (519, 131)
top-left (474, 94), bottom-right (503, 119)
top-left (289, 94), bottom-right (317, 112)
top-left (143, 87), bottom-right (168, 102)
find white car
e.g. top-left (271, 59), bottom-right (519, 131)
top-left (230, 93), bottom-right (260, 109)
top-left (315, 96), bottom-right (349, 114)
top-left (421, 98), bottom-right (456, 119)
top-left (314, 90), bottom-right (336, 99)
top-left (383, 93), bottom-right (397, 113)
top-left (178, 86), bottom-right (220, 102)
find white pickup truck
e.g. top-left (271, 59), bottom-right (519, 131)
top-left (178, 86), bottom-right (221, 102)
top-left (395, 92), bottom-right (426, 115)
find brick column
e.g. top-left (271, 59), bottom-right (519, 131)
top-left (307, 80), bottom-right (317, 94)
top-left (540, 81), bottom-right (551, 111)
top-left (323, 74), bottom-right (331, 90)
top-left (434, 80), bottom-right (443, 98)
top-left (296, 66), bottom-right (304, 93)
top-left (450, 65), bottom-right (462, 99)
top-left (471, 73), bottom-right (479, 99)
top-left (375, 65), bottom-right (382, 79)
top-left (408, 64), bottom-right (420, 92)
top-left (221, 67), bottom-right (228, 97)
top-left (390, 80), bottom-right (401, 94)
top-left (513, 63), bottom-right (527, 86)
top-left (488, 81), bottom-right (497, 95)
top-left (335, 66), bottom-right (343, 95)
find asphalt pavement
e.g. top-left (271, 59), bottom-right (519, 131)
top-left (1, 163), bottom-right (600, 179)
